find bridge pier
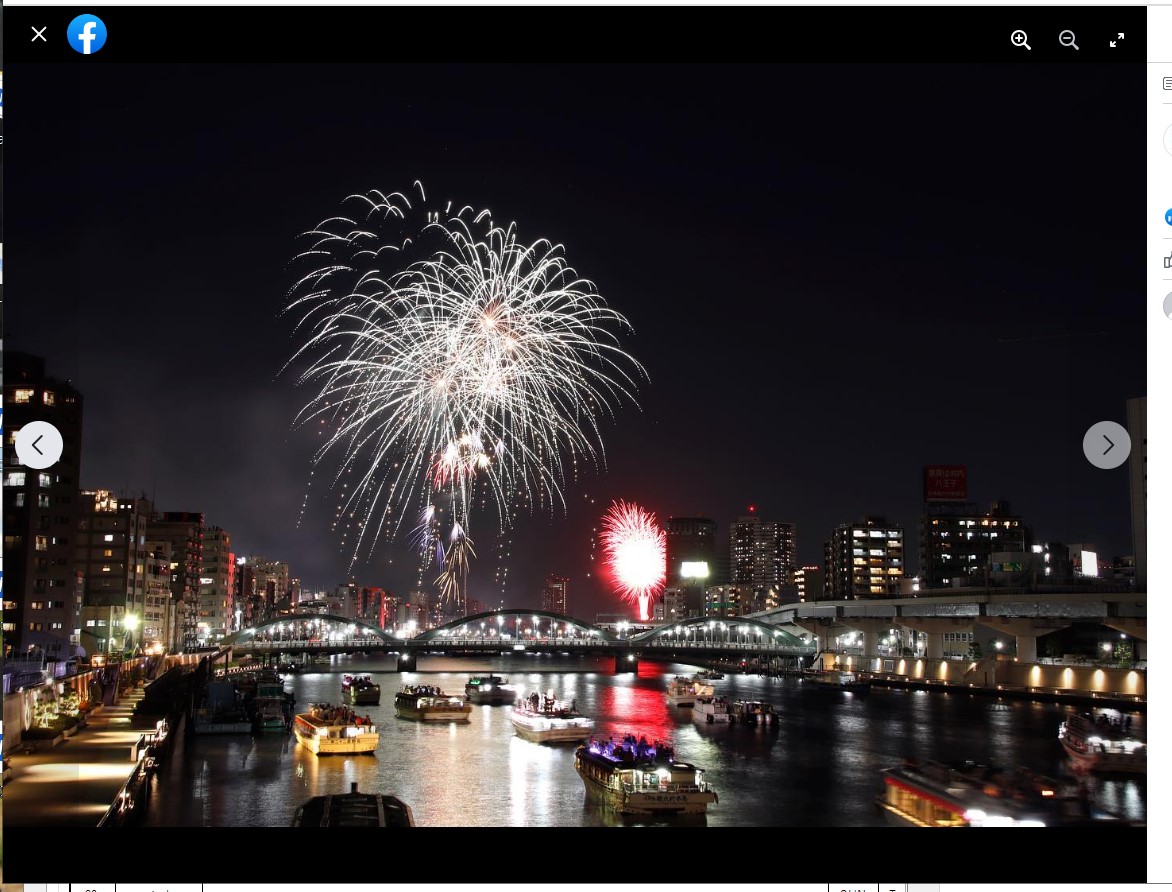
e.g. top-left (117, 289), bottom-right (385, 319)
top-left (925, 632), bottom-right (944, 660)
top-left (614, 653), bottom-right (638, 674)
top-left (397, 651), bottom-right (417, 672)
top-left (1015, 635), bottom-right (1037, 663)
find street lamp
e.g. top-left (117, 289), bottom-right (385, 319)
top-left (124, 612), bottom-right (140, 655)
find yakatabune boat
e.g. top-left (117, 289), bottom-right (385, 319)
top-left (292, 703), bottom-right (379, 755)
top-left (394, 684), bottom-right (472, 722)
top-left (574, 735), bottom-right (718, 816)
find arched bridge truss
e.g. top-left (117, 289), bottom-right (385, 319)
top-left (219, 608), bottom-right (815, 672)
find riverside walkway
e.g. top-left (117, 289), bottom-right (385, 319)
top-left (2, 680), bottom-right (161, 827)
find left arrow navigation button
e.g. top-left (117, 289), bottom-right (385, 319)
top-left (14, 421), bottom-right (64, 470)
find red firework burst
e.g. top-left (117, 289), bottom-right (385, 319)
top-left (600, 500), bottom-right (666, 621)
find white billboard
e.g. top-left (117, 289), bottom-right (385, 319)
top-left (1080, 551), bottom-right (1099, 578)
top-left (680, 561), bottom-right (709, 579)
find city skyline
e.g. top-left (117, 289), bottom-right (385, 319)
top-left (7, 63), bottom-right (1143, 619)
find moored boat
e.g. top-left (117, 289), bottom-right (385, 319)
top-left (510, 691), bottom-right (595, 743)
top-left (465, 674), bottom-right (516, 705)
top-left (292, 703), bottom-right (379, 755)
top-left (191, 679), bottom-right (252, 734)
top-left (250, 677), bottom-right (293, 734)
top-left (342, 673), bottom-right (381, 706)
top-left (394, 684), bottom-right (472, 722)
top-left (877, 758), bottom-right (1125, 827)
top-left (698, 669), bottom-right (724, 680)
top-left (1058, 711), bottom-right (1146, 775)
top-left (802, 668), bottom-right (871, 693)
top-left (292, 781), bottom-right (415, 827)
top-left (692, 696), bottom-right (730, 724)
top-left (574, 734), bottom-right (718, 816)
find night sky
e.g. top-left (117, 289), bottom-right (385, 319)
top-left (7, 63), bottom-right (1144, 618)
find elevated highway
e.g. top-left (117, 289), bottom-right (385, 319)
top-left (749, 588), bottom-right (1146, 662)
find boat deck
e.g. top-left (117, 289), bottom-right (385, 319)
top-left (293, 782), bottom-right (415, 827)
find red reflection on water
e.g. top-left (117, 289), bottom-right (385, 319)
top-left (592, 681), bottom-right (676, 744)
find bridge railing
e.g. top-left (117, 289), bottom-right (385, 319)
top-left (428, 636), bottom-right (601, 647)
top-left (233, 637), bottom-right (394, 649)
top-left (232, 635), bottom-right (813, 654)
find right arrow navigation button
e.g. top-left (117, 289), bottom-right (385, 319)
top-left (1083, 421), bottom-right (1131, 469)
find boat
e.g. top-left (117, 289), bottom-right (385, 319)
top-left (250, 676), bottom-right (293, 734)
top-left (574, 734), bottom-right (718, 816)
top-left (698, 669), bottom-right (724, 680)
top-left (510, 691), bottom-right (595, 743)
top-left (278, 662), bottom-right (301, 675)
top-left (802, 668), bottom-right (872, 693)
top-left (292, 781), bottom-right (415, 827)
top-left (666, 675), bottom-right (715, 708)
top-left (465, 674), bottom-right (516, 705)
top-left (292, 703), bottom-right (379, 755)
top-left (342, 673), bottom-right (382, 706)
top-left (877, 758), bottom-right (1128, 827)
top-left (1058, 711), bottom-right (1146, 774)
top-left (190, 679), bottom-right (253, 734)
top-left (728, 699), bottom-right (779, 726)
top-left (692, 695), bottom-right (730, 724)
top-left (393, 684), bottom-right (472, 722)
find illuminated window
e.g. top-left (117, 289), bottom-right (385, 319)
top-left (104, 534), bottom-right (115, 542)
top-left (5, 472), bottom-right (26, 487)
top-left (38, 474), bottom-right (52, 488)
top-left (35, 536), bottom-right (49, 552)
top-left (13, 493), bottom-right (25, 507)
top-left (42, 391), bottom-right (56, 406)
top-left (13, 388), bottom-right (34, 404)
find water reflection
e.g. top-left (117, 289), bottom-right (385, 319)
top-left (142, 655), bottom-right (1145, 828)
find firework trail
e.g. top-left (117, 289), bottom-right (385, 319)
top-left (600, 500), bottom-right (666, 622)
top-left (285, 183), bottom-right (645, 611)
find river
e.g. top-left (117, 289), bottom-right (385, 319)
top-left (141, 652), bottom-right (1146, 829)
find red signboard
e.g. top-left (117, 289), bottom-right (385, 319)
top-left (924, 465), bottom-right (967, 502)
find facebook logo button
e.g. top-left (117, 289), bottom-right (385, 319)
top-left (67, 14), bottom-right (107, 54)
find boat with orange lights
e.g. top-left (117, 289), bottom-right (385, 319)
top-left (292, 703), bottom-right (379, 755)
top-left (574, 735), bottom-right (718, 816)
top-left (877, 758), bottom-right (1125, 827)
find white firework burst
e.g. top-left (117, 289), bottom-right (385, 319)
top-left (284, 184), bottom-right (646, 606)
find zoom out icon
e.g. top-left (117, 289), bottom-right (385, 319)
top-left (67, 14), bottom-right (107, 54)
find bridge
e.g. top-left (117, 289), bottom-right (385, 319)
top-left (220, 609), bottom-right (816, 673)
